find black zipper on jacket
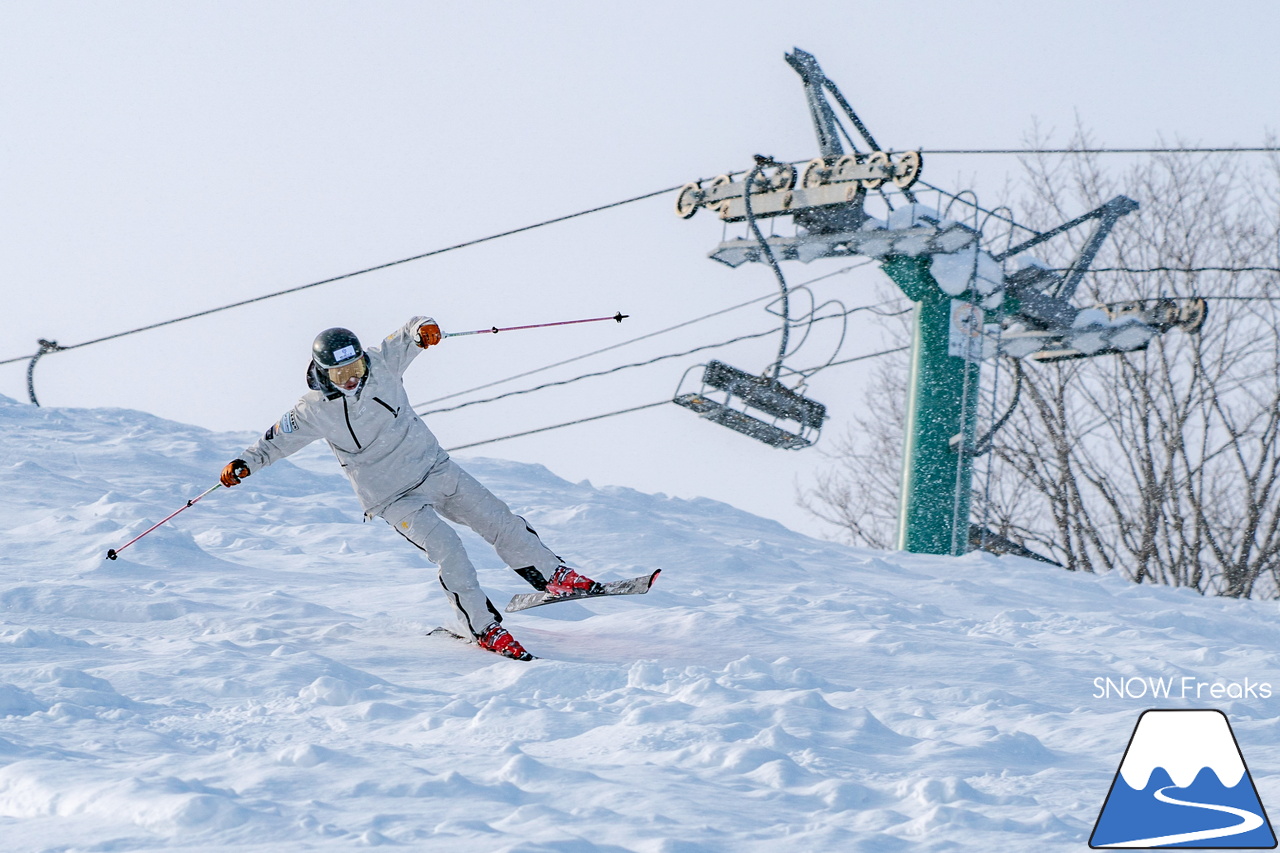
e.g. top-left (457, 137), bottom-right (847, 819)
top-left (342, 397), bottom-right (362, 450)
top-left (373, 397), bottom-right (399, 417)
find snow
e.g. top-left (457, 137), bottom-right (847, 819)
top-left (929, 246), bottom-right (1004, 297)
top-left (886, 204), bottom-right (942, 231)
top-left (2, 391), bottom-right (1279, 851)
top-left (1071, 307), bottom-right (1111, 329)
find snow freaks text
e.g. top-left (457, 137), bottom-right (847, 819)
top-left (1093, 677), bottom-right (1273, 701)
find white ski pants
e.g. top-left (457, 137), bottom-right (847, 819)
top-left (381, 459), bottom-right (561, 636)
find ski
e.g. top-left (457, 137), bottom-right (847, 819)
top-left (427, 626), bottom-right (468, 642)
top-left (426, 626), bottom-right (538, 660)
top-left (504, 569), bottom-right (661, 613)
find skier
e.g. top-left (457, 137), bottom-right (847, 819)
top-left (218, 317), bottom-right (604, 661)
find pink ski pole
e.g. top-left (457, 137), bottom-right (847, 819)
top-left (443, 311), bottom-right (629, 338)
top-left (105, 483), bottom-right (222, 560)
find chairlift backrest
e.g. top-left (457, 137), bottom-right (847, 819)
top-left (672, 359), bottom-right (828, 450)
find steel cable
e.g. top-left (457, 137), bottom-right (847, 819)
top-left (0, 184), bottom-right (682, 368)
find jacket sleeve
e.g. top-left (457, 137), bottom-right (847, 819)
top-left (379, 316), bottom-right (434, 378)
top-left (239, 400), bottom-right (324, 473)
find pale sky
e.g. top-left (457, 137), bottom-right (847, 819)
top-left (3, 1), bottom-right (1276, 538)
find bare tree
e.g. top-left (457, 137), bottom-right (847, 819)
top-left (802, 131), bottom-right (1280, 598)
top-left (798, 281), bottom-right (912, 550)
top-left (799, 365), bottom-right (904, 548)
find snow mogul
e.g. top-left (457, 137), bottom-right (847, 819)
top-left (218, 318), bottom-right (604, 661)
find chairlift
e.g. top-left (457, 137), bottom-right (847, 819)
top-left (673, 360), bottom-right (827, 450)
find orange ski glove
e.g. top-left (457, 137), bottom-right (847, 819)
top-left (220, 459), bottom-right (250, 487)
top-left (416, 320), bottom-right (442, 348)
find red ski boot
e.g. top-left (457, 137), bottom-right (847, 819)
top-left (476, 621), bottom-right (534, 661)
top-left (545, 565), bottom-right (605, 597)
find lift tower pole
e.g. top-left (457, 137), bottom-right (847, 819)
top-left (883, 257), bottom-right (981, 554)
top-left (787, 48), bottom-right (980, 554)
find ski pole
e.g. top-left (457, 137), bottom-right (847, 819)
top-left (443, 311), bottom-right (629, 338)
top-left (105, 483), bottom-right (222, 560)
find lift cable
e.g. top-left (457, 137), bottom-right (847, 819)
top-left (1082, 266), bottom-right (1280, 274)
top-left (443, 343), bottom-right (909, 453)
top-left (0, 183), bottom-right (682, 369)
top-left (970, 360), bottom-right (1024, 457)
top-left (6, 149), bottom-right (1272, 372)
top-left (821, 344), bottom-right (910, 369)
top-left (416, 259), bottom-right (878, 408)
top-left (445, 401), bottom-right (670, 453)
top-left (923, 146), bottom-right (1280, 155)
top-left (742, 157), bottom-right (794, 379)
top-left (1196, 295), bottom-right (1280, 301)
top-left (416, 295), bottom-right (902, 417)
top-left (419, 329), bottom-right (780, 416)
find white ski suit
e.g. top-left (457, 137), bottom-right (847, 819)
top-left (237, 316), bottom-right (562, 635)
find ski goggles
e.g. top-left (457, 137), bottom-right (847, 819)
top-left (327, 357), bottom-right (367, 388)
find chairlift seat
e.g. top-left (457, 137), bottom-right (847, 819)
top-left (701, 360), bottom-right (827, 429)
top-left (672, 360), bottom-right (827, 450)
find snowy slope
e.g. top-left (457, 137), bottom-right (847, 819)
top-left (1, 392), bottom-right (1278, 852)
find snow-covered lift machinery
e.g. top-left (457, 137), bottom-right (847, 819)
top-left (675, 47), bottom-right (1207, 555)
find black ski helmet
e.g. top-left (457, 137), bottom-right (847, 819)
top-left (312, 328), bottom-right (363, 369)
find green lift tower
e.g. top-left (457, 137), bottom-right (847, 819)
top-left (673, 48), bottom-right (1206, 556)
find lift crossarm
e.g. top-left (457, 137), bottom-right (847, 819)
top-left (996, 195), bottom-right (1139, 303)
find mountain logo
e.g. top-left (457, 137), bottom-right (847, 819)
top-left (1091, 709), bottom-right (1276, 848)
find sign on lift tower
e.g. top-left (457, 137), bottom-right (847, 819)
top-left (675, 48), bottom-right (1207, 556)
